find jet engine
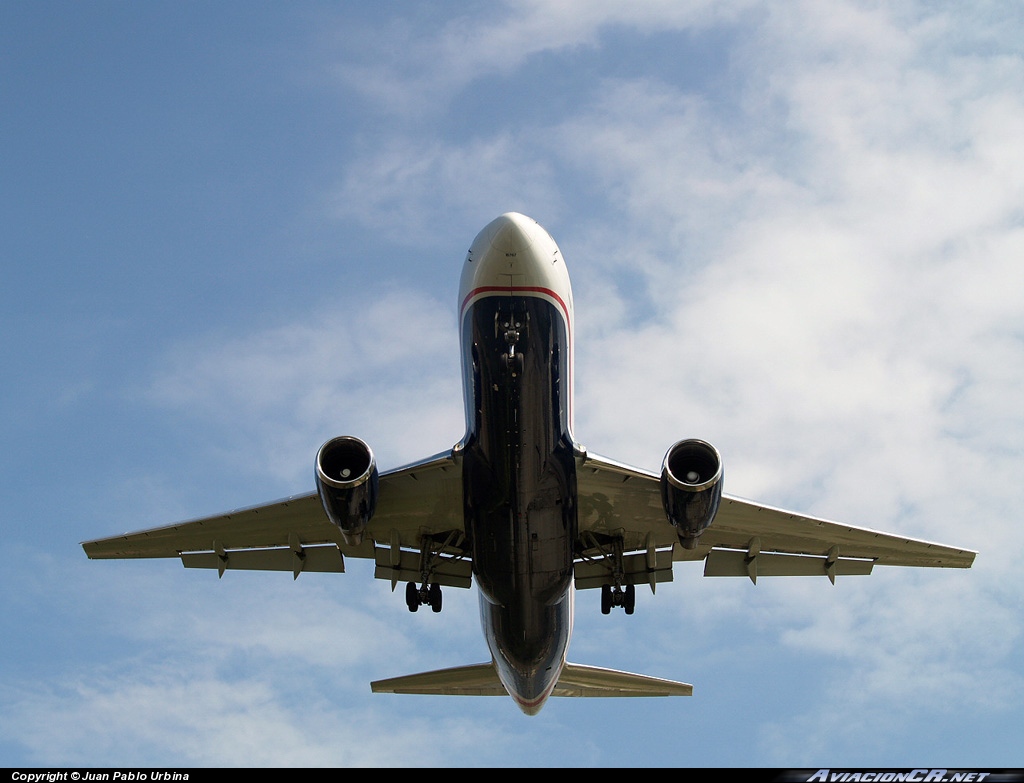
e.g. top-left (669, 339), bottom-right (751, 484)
top-left (660, 438), bottom-right (724, 549)
top-left (315, 435), bottom-right (379, 546)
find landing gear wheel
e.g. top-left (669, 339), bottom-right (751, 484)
top-left (405, 581), bottom-right (420, 612)
top-left (429, 582), bottom-right (443, 613)
top-left (502, 352), bottom-right (524, 376)
top-left (600, 584), bottom-right (612, 615)
top-left (624, 583), bottom-right (636, 615)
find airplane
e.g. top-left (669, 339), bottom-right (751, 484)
top-left (83, 212), bottom-right (976, 715)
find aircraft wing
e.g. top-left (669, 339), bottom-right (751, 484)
top-left (574, 451), bottom-right (976, 587)
top-left (82, 449), bottom-right (471, 586)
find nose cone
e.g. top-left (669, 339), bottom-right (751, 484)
top-left (467, 212), bottom-right (548, 264)
top-left (459, 213), bottom-right (572, 317)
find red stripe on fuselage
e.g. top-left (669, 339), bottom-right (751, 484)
top-left (460, 285), bottom-right (571, 326)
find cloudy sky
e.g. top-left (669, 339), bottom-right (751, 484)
top-left (2, 0), bottom-right (1022, 769)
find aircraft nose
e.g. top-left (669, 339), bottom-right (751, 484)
top-left (471, 210), bottom-right (536, 266)
top-left (485, 213), bottom-right (534, 259)
top-left (460, 212), bottom-right (570, 310)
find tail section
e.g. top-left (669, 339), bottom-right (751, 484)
top-left (553, 663), bottom-right (692, 697)
top-left (371, 663), bottom-right (506, 696)
top-left (370, 661), bottom-right (691, 699)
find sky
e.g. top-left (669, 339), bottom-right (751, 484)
top-left (2, 0), bottom-right (1023, 769)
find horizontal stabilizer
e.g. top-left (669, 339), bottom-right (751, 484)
top-left (370, 661), bottom-right (692, 698)
top-left (553, 662), bottom-right (692, 697)
top-left (371, 663), bottom-right (506, 696)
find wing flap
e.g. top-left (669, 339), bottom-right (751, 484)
top-left (181, 543), bottom-right (355, 575)
top-left (704, 548), bottom-right (873, 580)
top-left (373, 545), bottom-right (473, 588)
top-left (574, 546), bottom-right (675, 590)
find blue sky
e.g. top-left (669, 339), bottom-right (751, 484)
top-left (2, 0), bottom-right (1023, 768)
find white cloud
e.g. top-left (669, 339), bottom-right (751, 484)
top-left (0, 556), bottom-right (494, 767)
top-left (331, 0), bottom-right (758, 116)
top-left (0, 669), bottom-right (504, 767)
top-left (331, 135), bottom-right (564, 241)
top-left (146, 289), bottom-right (463, 481)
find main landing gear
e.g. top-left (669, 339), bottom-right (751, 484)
top-left (579, 532), bottom-right (639, 616)
top-left (406, 581), bottom-right (442, 613)
top-left (600, 583), bottom-right (636, 615)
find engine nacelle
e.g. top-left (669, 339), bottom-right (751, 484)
top-left (315, 436), bottom-right (379, 546)
top-left (660, 438), bottom-right (724, 550)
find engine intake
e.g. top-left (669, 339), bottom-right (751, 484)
top-left (660, 438), bottom-right (724, 549)
top-left (315, 436), bottom-right (379, 546)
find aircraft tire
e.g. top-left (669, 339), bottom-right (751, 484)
top-left (406, 581), bottom-right (420, 612)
